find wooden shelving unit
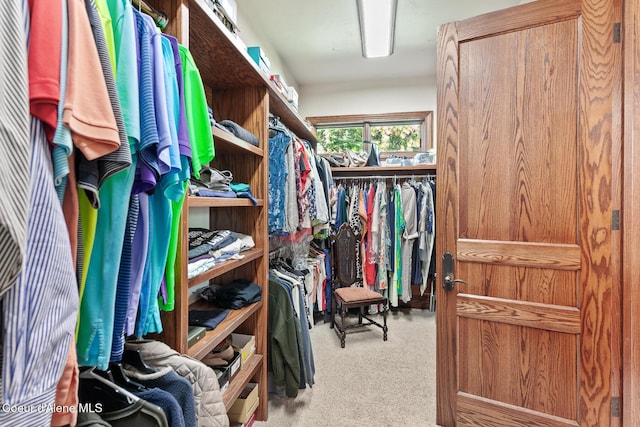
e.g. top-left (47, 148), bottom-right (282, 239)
top-left (148, 0), bottom-right (318, 422)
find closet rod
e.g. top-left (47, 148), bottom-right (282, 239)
top-left (132, 0), bottom-right (168, 29)
top-left (333, 174), bottom-right (435, 181)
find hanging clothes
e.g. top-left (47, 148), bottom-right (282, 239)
top-left (328, 176), bottom-right (435, 306)
top-left (400, 182), bottom-right (418, 303)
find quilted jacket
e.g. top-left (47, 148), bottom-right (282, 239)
top-left (125, 340), bottom-right (229, 427)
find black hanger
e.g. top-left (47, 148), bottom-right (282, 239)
top-left (108, 362), bottom-right (147, 392)
top-left (122, 348), bottom-right (157, 374)
top-left (79, 366), bottom-right (139, 412)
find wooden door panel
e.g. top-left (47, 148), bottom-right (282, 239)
top-left (457, 393), bottom-right (580, 427)
top-left (457, 240), bottom-right (581, 270)
top-left (437, 0), bottom-right (617, 425)
top-left (459, 20), bottom-right (579, 244)
top-left (458, 320), bottom-right (578, 420)
top-left (460, 263), bottom-right (577, 306)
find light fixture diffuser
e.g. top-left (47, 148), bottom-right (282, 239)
top-left (356, 0), bottom-right (398, 58)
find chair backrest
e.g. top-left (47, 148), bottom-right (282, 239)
top-left (330, 223), bottom-right (361, 287)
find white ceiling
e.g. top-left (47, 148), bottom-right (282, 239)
top-left (237, 0), bottom-right (524, 87)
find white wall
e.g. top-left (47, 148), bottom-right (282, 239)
top-left (298, 75), bottom-right (436, 118)
top-left (235, 10), bottom-right (299, 88)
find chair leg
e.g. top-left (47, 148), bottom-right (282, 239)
top-left (330, 294), bottom-right (335, 329)
top-left (340, 305), bottom-right (346, 348)
top-left (382, 302), bottom-right (388, 341)
top-left (358, 306), bottom-right (363, 324)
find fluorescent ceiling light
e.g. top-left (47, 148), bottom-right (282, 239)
top-left (356, 0), bottom-right (397, 58)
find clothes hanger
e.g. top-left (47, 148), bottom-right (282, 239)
top-left (122, 348), bottom-right (157, 374)
top-left (107, 362), bottom-right (147, 392)
top-left (79, 366), bottom-right (140, 412)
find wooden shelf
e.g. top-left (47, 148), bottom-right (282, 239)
top-left (188, 0), bottom-right (317, 142)
top-left (223, 354), bottom-right (263, 410)
top-left (188, 247), bottom-right (264, 287)
top-left (212, 127), bottom-right (263, 157)
top-left (268, 86), bottom-right (317, 142)
top-left (188, 196), bottom-right (264, 208)
top-left (330, 164), bottom-right (437, 177)
top-left (187, 300), bottom-right (263, 360)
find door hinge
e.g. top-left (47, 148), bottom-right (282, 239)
top-left (612, 396), bottom-right (620, 417)
top-left (613, 23), bottom-right (621, 43)
top-left (612, 210), bottom-right (620, 230)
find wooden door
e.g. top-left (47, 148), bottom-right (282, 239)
top-left (436, 0), bottom-right (620, 426)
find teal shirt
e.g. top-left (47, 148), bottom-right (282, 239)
top-left (107, 0), bottom-right (140, 150)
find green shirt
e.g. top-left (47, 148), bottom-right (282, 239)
top-left (179, 45), bottom-right (214, 178)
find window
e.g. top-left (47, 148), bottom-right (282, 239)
top-left (307, 111), bottom-right (433, 157)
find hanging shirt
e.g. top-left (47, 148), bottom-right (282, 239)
top-left (64, 0), bottom-right (119, 160)
top-left (106, 0), bottom-right (140, 150)
top-left (365, 184), bottom-right (377, 286)
top-left (160, 35), bottom-right (191, 312)
top-left (400, 182), bottom-right (418, 303)
top-left (419, 182), bottom-right (435, 296)
top-left (52, 0), bottom-right (73, 202)
top-left (127, 193), bottom-right (149, 336)
top-left (1, 119), bottom-right (79, 427)
top-left (108, 0), bottom-right (142, 359)
top-left (390, 185), bottom-right (405, 307)
top-left (132, 9), bottom-right (160, 194)
top-left (376, 182), bottom-right (389, 291)
top-left (268, 125), bottom-right (291, 234)
top-left (179, 44), bottom-right (214, 178)
top-left (0, 0), bottom-right (30, 298)
top-left (76, 0), bottom-right (134, 370)
top-left (27, 0), bottom-right (62, 142)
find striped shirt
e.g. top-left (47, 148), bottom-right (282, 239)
top-left (1, 118), bottom-right (79, 427)
top-left (0, 0), bottom-right (30, 299)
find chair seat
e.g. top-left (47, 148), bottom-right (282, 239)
top-left (335, 286), bottom-right (385, 303)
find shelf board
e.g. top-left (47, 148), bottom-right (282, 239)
top-left (187, 300), bottom-right (263, 360)
top-left (188, 247), bottom-right (264, 287)
top-left (188, 196), bottom-right (264, 208)
top-left (223, 354), bottom-right (263, 410)
top-left (188, 0), bottom-right (317, 143)
top-left (268, 87), bottom-right (317, 143)
top-left (330, 164), bottom-right (437, 177)
top-left (212, 127), bottom-right (263, 157)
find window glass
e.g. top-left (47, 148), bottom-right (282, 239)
top-left (317, 126), bottom-right (364, 154)
top-left (370, 123), bottom-right (421, 152)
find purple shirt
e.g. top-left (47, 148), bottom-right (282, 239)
top-left (165, 35), bottom-right (192, 160)
top-left (132, 10), bottom-right (160, 194)
top-left (149, 17), bottom-right (172, 176)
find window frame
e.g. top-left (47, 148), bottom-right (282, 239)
top-left (307, 111), bottom-right (434, 157)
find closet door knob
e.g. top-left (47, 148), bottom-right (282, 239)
top-left (442, 252), bottom-right (468, 291)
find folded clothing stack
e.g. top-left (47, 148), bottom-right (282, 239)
top-left (199, 279), bottom-right (262, 309)
top-left (188, 229), bottom-right (237, 259)
top-left (188, 309), bottom-right (230, 331)
top-left (216, 119), bottom-right (259, 147)
top-left (188, 230), bottom-right (256, 279)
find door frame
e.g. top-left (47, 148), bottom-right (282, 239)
top-left (623, 0), bottom-right (640, 424)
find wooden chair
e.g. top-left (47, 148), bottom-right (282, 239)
top-left (330, 223), bottom-right (388, 348)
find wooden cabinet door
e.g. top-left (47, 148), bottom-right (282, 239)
top-left (436, 0), bottom-right (620, 425)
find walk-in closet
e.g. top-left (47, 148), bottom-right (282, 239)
top-left (2, 0), bottom-right (640, 426)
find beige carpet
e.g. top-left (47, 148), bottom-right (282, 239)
top-left (254, 308), bottom-right (438, 427)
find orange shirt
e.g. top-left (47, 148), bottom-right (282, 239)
top-left (63, 0), bottom-right (120, 160)
top-left (28, 0), bottom-right (61, 143)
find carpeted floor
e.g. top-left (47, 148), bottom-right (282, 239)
top-left (253, 308), bottom-right (438, 427)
